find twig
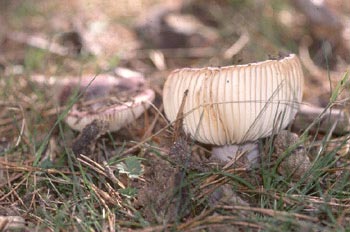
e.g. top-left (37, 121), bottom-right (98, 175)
top-left (121, 47), bottom-right (218, 60)
top-left (0, 176), bottom-right (27, 201)
top-left (6, 31), bottom-right (70, 56)
top-left (294, 103), bottom-right (350, 135)
top-left (89, 181), bottom-right (121, 207)
top-left (129, 225), bottom-right (170, 232)
top-left (299, 39), bottom-right (346, 82)
top-left (176, 206), bottom-right (262, 231)
top-left (223, 30), bottom-right (250, 59)
top-left (0, 173), bottom-right (23, 189)
top-left (102, 161), bottom-right (126, 189)
top-left (173, 90), bottom-right (188, 141)
top-left (243, 189), bottom-right (350, 209)
top-left (149, 50), bottom-right (167, 70)
top-left (14, 104), bottom-right (25, 147)
top-left (142, 104), bottom-right (164, 140)
top-left (0, 160), bottom-right (77, 175)
top-left (77, 155), bottom-right (107, 176)
top-left (308, 134), bottom-right (350, 157)
top-left (290, 0), bottom-right (342, 30)
top-left (219, 205), bottom-right (319, 222)
top-left (197, 167), bottom-right (246, 200)
top-left (180, 215), bottom-right (262, 231)
top-left (0, 103), bottom-right (26, 145)
top-left (0, 216), bottom-right (26, 230)
top-left (176, 208), bottom-right (215, 231)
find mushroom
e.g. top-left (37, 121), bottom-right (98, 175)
top-left (60, 73), bottom-right (155, 132)
top-left (30, 70), bottom-right (155, 155)
top-left (29, 69), bottom-right (155, 132)
top-left (163, 54), bottom-right (304, 163)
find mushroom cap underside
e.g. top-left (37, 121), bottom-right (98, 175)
top-left (163, 54), bottom-right (304, 145)
top-left (65, 88), bottom-right (155, 131)
top-left (62, 74), bottom-right (155, 132)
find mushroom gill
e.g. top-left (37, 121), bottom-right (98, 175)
top-left (163, 54), bottom-right (304, 145)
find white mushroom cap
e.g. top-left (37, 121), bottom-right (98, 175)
top-left (163, 54), bottom-right (304, 145)
top-left (62, 74), bottom-right (155, 132)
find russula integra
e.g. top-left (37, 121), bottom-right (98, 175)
top-left (163, 54), bottom-right (304, 162)
top-left (57, 73), bottom-right (155, 132)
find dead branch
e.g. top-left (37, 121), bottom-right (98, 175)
top-left (0, 216), bottom-right (26, 231)
top-left (293, 104), bottom-right (350, 135)
top-left (308, 134), bottom-right (350, 157)
top-left (121, 47), bottom-right (218, 60)
top-left (290, 0), bottom-right (343, 44)
top-left (148, 50), bottom-right (167, 70)
top-left (291, 0), bottom-right (350, 64)
top-left (219, 205), bottom-right (319, 222)
top-left (291, 0), bottom-right (342, 31)
top-left (223, 30), bottom-right (250, 60)
top-left (6, 31), bottom-right (70, 56)
top-left (299, 39), bottom-right (345, 82)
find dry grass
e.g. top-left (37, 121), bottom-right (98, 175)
top-left (1, 0), bottom-right (350, 231)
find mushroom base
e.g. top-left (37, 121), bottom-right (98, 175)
top-left (211, 142), bottom-right (259, 167)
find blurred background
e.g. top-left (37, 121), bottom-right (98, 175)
top-left (1, 0), bottom-right (350, 106)
top-left (1, 1), bottom-right (350, 230)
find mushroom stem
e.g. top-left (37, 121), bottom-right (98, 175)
top-left (211, 142), bottom-right (259, 167)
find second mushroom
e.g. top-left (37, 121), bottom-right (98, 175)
top-left (32, 69), bottom-right (155, 156)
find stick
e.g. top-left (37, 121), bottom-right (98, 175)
top-left (6, 31), bottom-right (70, 56)
top-left (223, 30), bottom-right (250, 60)
top-left (293, 104), bottom-right (350, 135)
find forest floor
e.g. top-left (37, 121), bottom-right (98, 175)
top-left (1, 0), bottom-right (350, 231)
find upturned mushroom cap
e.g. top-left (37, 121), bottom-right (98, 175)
top-left (163, 54), bottom-right (304, 145)
top-left (62, 74), bottom-right (155, 132)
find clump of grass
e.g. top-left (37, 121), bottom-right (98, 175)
top-left (1, 1), bottom-right (350, 231)
top-left (2, 62), bottom-right (350, 230)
